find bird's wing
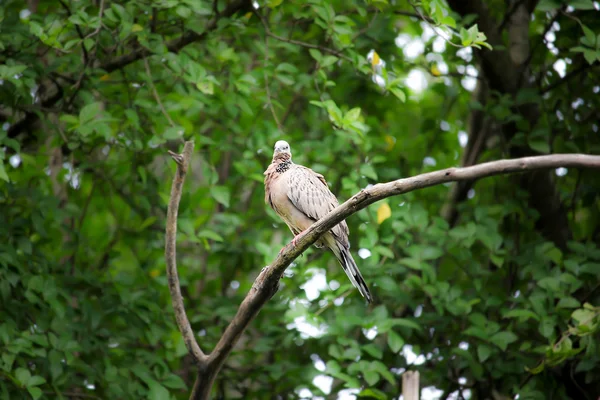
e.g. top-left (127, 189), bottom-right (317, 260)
top-left (286, 165), bottom-right (349, 243)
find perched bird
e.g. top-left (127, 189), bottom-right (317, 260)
top-left (264, 140), bottom-right (372, 303)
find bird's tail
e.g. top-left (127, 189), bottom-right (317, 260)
top-left (334, 244), bottom-right (373, 303)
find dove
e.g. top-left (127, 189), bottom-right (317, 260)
top-left (264, 140), bottom-right (372, 303)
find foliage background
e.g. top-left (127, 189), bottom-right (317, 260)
top-left (1, 0), bottom-right (600, 399)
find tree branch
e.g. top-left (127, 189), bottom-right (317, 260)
top-left (165, 142), bottom-right (600, 399)
top-left (540, 63), bottom-right (598, 94)
top-left (165, 141), bottom-right (207, 366)
top-left (253, 9), bottom-right (352, 62)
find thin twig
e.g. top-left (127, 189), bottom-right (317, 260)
top-left (540, 63), bottom-right (597, 94)
top-left (409, 2), bottom-right (463, 48)
top-left (262, 32), bottom-right (283, 131)
top-left (44, 391), bottom-right (101, 399)
top-left (144, 57), bottom-right (176, 127)
top-left (83, 0), bottom-right (106, 40)
top-left (253, 9), bottom-right (352, 62)
top-left (58, 0), bottom-right (89, 64)
top-left (392, 9), bottom-right (434, 22)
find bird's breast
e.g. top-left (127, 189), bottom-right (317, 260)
top-left (268, 172), bottom-right (291, 214)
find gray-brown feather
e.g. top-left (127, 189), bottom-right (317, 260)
top-left (286, 165), bottom-right (349, 245)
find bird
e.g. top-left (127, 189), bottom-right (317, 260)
top-left (264, 140), bottom-right (373, 303)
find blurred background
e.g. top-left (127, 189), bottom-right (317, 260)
top-left (1, 0), bottom-right (599, 399)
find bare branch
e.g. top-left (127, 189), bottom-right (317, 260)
top-left (253, 9), bottom-right (352, 62)
top-left (540, 63), bottom-right (598, 94)
top-left (165, 141), bottom-right (207, 365)
top-left (82, 0), bottom-right (105, 41)
top-left (166, 143), bottom-right (600, 399)
top-left (392, 9), bottom-right (433, 22)
top-left (261, 31), bottom-right (283, 131)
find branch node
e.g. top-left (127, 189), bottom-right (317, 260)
top-left (168, 150), bottom-right (185, 167)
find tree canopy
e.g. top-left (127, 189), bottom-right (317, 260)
top-left (1, 0), bottom-right (600, 399)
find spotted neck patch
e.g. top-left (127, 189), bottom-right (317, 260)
top-left (276, 160), bottom-right (292, 173)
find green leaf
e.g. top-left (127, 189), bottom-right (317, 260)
top-left (148, 381), bottom-right (170, 400)
top-left (581, 24), bottom-right (597, 47)
top-left (360, 164), bottom-right (378, 180)
top-left (363, 369), bottom-right (380, 385)
top-left (358, 388), bottom-right (388, 400)
top-left (420, 246), bottom-right (444, 260)
top-left (27, 387), bottom-right (42, 400)
top-left (197, 80), bottom-right (214, 94)
top-left (582, 49), bottom-right (599, 65)
top-left (362, 343), bottom-right (383, 359)
top-left (390, 87), bottom-right (406, 102)
top-left (391, 318), bottom-right (422, 331)
top-left (490, 331), bottom-right (518, 351)
top-left (387, 330), bottom-right (404, 353)
top-left (557, 297), bottom-right (580, 309)
top-left (197, 229), bottom-right (224, 242)
top-left (309, 48), bottom-right (322, 62)
top-left (477, 344), bottom-right (492, 362)
top-left (79, 102), bottom-right (102, 125)
top-left (210, 186), bottom-right (231, 208)
top-left (528, 129), bottom-right (550, 153)
top-left (572, 308), bottom-right (596, 325)
top-left (441, 15), bottom-right (456, 29)
top-left (27, 376), bottom-right (46, 387)
top-left (344, 107), bottom-right (361, 123)
top-left (570, 0), bottom-right (595, 9)
top-left (48, 350), bottom-right (63, 380)
top-left (1, 352), bottom-right (15, 372)
top-left (503, 309), bottom-right (540, 322)
top-left (0, 161), bottom-right (9, 182)
top-left (320, 55), bottom-right (339, 68)
top-left (163, 126), bottom-right (184, 140)
top-left (176, 5), bottom-right (191, 18)
top-left (539, 317), bottom-right (555, 339)
top-left (537, 0), bottom-right (562, 11)
top-left (538, 276), bottom-right (561, 292)
top-left (526, 361), bottom-right (546, 374)
top-left (267, 0), bottom-right (283, 8)
top-left (370, 361), bottom-right (395, 385)
top-left (16, 367), bottom-right (31, 385)
top-left (401, 258), bottom-right (423, 270)
top-left (460, 28), bottom-right (472, 46)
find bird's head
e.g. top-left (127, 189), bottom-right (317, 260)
top-left (273, 140), bottom-right (292, 161)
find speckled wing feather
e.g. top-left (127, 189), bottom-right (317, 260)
top-left (286, 166), bottom-right (349, 243)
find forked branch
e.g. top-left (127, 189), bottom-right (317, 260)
top-left (165, 143), bottom-right (600, 399)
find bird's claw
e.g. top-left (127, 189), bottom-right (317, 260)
top-left (292, 231), bottom-right (306, 247)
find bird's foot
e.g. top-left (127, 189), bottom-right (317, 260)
top-left (292, 231), bottom-right (306, 247)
